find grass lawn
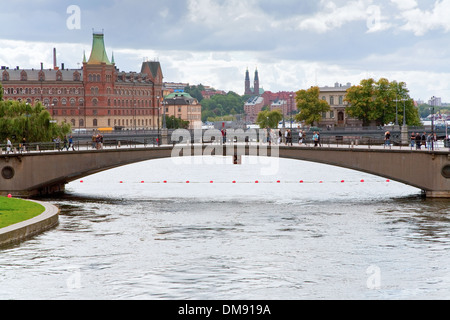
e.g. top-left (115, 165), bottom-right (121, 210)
top-left (0, 197), bottom-right (45, 229)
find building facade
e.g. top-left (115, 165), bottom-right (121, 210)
top-left (163, 92), bottom-right (202, 129)
top-left (318, 83), bottom-right (362, 128)
top-left (244, 96), bottom-right (265, 123)
top-left (1, 33), bottom-right (164, 131)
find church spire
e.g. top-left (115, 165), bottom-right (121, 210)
top-left (254, 68), bottom-right (260, 95)
top-left (245, 68), bottom-right (252, 95)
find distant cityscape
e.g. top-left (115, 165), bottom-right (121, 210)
top-left (1, 32), bottom-right (449, 132)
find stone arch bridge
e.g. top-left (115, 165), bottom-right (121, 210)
top-left (1, 144), bottom-right (450, 198)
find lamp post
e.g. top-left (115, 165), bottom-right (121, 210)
top-left (430, 96), bottom-right (436, 151)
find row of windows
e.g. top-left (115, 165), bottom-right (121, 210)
top-left (322, 96), bottom-right (345, 105)
top-left (2, 71), bottom-right (81, 82)
top-left (66, 118), bottom-right (154, 128)
top-left (3, 87), bottom-right (83, 95)
top-left (52, 108), bottom-right (154, 117)
top-left (3, 86), bottom-right (153, 97)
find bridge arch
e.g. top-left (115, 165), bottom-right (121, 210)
top-left (1, 145), bottom-right (449, 198)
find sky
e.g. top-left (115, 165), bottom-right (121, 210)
top-left (1, 0), bottom-right (450, 102)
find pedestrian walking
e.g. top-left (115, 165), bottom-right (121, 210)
top-left (415, 133), bottom-right (422, 150)
top-left (62, 136), bottom-right (69, 151)
top-left (68, 135), bottom-right (75, 151)
top-left (426, 133), bottom-right (432, 151)
top-left (313, 131), bottom-right (319, 147)
top-left (6, 138), bottom-right (12, 154)
top-left (384, 131), bottom-right (391, 147)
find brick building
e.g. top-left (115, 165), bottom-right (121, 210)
top-left (1, 33), bottom-right (164, 131)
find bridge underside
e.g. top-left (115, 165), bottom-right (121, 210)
top-left (1, 145), bottom-right (449, 198)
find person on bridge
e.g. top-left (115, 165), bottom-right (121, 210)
top-left (6, 138), bottom-right (12, 154)
top-left (384, 131), bottom-right (391, 148)
top-left (313, 132), bottom-right (319, 147)
top-left (415, 133), bottom-right (422, 150)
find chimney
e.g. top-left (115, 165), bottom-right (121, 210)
top-left (53, 48), bottom-right (57, 70)
top-left (61, 63), bottom-right (65, 70)
top-left (41, 63), bottom-right (43, 70)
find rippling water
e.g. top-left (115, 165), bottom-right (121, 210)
top-left (1, 157), bottom-right (450, 300)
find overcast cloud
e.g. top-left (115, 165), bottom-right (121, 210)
top-left (1, 0), bottom-right (450, 101)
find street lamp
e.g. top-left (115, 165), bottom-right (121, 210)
top-left (430, 96), bottom-right (436, 151)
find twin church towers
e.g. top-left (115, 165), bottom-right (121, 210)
top-left (244, 68), bottom-right (260, 96)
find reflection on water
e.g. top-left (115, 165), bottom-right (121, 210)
top-left (1, 157), bottom-right (449, 300)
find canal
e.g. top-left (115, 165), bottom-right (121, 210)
top-left (1, 157), bottom-right (449, 299)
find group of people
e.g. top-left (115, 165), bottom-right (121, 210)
top-left (92, 134), bottom-right (104, 150)
top-left (53, 136), bottom-right (75, 151)
top-left (411, 132), bottom-right (437, 150)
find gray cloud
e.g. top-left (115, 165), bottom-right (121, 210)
top-left (2, 0), bottom-right (450, 100)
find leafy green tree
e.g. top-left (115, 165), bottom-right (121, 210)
top-left (201, 91), bottom-right (246, 122)
top-left (185, 84), bottom-right (205, 103)
top-left (295, 86), bottom-right (330, 126)
top-left (345, 78), bottom-right (421, 126)
top-left (165, 116), bottom-right (190, 129)
top-left (256, 110), bottom-right (283, 129)
top-left (0, 100), bottom-right (71, 143)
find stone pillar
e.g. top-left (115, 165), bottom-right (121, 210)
top-left (161, 129), bottom-right (169, 145)
top-left (401, 125), bottom-right (409, 146)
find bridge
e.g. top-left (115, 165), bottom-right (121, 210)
top-left (1, 143), bottom-right (450, 198)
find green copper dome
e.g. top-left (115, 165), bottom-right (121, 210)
top-left (87, 33), bottom-right (112, 65)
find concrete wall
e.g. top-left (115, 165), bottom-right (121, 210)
top-left (0, 200), bottom-right (60, 247)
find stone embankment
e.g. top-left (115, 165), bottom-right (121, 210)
top-left (0, 201), bottom-right (59, 247)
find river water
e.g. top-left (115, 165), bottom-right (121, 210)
top-left (1, 156), bottom-right (450, 300)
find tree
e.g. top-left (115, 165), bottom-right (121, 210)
top-left (295, 86), bottom-right (330, 126)
top-left (0, 100), bottom-right (71, 143)
top-left (185, 84), bottom-right (205, 102)
top-left (256, 110), bottom-right (283, 129)
top-left (345, 78), bottom-right (421, 126)
top-left (201, 91), bottom-right (246, 122)
top-left (165, 116), bottom-right (190, 129)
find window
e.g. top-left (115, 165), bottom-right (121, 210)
top-left (339, 96), bottom-right (343, 105)
top-left (89, 74), bottom-right (93, 82)
top-left (20, 71), bottom-right (28, 81)
top-left (93, 119), bottom-right (98, 127)
top-left (2, 71), bottom-right (9, 81)
top-left (38, 71), bottom-right (45, 81)
top-left (56, 71), bottom-right (63, 81)
top-left (73, 72), bottom-right (80, 81)
top-left (92, 99), bottom-right (98, 106)
top-left (330, 96), bottom-right (334, 105)
top-left (52, 98), bottom-right (59, 107)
